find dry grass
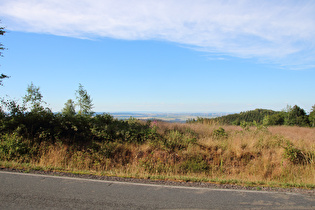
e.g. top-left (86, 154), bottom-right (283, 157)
top-left (1, 123), bottom-right (314, 188)
top-left (268, 126), bottom-right (315, 150)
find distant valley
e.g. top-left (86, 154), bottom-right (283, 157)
top-left (104, 112), bottom-right (232, 122)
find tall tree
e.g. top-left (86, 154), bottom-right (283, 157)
top-left (62, 99), bottom-right (76, 116)
top-left (285, 105), bottom-right (309, 126)
top-left (0, 21), bottom-right (9, 85)
top-left (75, 83), bottom-right (94, 116)
top-left (23, 82), bottom-right (46, 112)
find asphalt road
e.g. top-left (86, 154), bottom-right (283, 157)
top-left (0, 171), bottom-right (314, 209)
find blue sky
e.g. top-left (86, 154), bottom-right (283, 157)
top-left (0, 0), bottom-right (315, 113)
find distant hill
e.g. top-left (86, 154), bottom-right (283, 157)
top-left (188, 109), bottom-right (280, 125)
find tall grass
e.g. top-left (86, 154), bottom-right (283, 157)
top-left (0, 121), bottom-right (314, 188)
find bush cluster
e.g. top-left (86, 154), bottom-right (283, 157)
top-left (0, 111), bottom-right (160, 145)
top-left (283, 142), bottom-right (315, 165)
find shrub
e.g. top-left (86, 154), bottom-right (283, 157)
top-left (0, 134), bottom-right (29, 160)
top-left (91, 115), bottom-right (160, 144)
top-left (283, 142), bottom-right (314, 164)
top-left (240, 121), bottom-right (250, 130)
top-left (212, 127), bottom-right (228, 139)
top-left (163, 129), bottom-right (197, 151)
top-left (180, 155), bottom-right (210, 173)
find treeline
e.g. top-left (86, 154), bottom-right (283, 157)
top-left (0, 83), bottom-right (159, 146)
top-left (188, 106), bottom-right (315, 127)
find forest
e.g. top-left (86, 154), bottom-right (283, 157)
top-left (188, 106), bottom-right (315, 127)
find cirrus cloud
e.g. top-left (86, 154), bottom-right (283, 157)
top-left (1, 0), bottom-right (315, 69)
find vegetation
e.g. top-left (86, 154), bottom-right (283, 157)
top-left (0, 83), bottom-right (314, 189)
top-left (187, 109), bottom-right (278, 125)
top-left (0, 21), bottom-right (9, 86)
top-left (309, 105), bottom-right (315, 127)
top-left (75, 83), bottom-right (94, 116)
top-left (188, 106), bottom-right (314, 127)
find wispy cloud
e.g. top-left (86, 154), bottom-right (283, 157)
top-left (1, 0), bottom-right (315, 68)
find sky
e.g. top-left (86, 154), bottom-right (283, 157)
top-left (0, 0), bottom-right (315, 113)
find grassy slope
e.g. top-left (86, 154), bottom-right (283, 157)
top-left (0, 122), bottom-right (314, 189)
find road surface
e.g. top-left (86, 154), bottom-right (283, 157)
top-left (0, 171), bottom-right (314, 209)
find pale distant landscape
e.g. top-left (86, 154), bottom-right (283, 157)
top-left (108, 112), bottom-right (231, 122)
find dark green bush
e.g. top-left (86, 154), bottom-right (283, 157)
top-left (91, 114), bottom-right (159, 143)
top-left (212, 127), bottom-right (228, 138)
top-left (0, 134), bottom-right (29, 160)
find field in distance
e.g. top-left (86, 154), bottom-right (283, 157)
top-left (105, 112), bottom-right (231, 122)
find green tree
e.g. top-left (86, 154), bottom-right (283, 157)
top-left (62, 99), bottom-right (76, 116)
top-left (0, 22), bottom-right (9, 86)
top-left (285, 105), bottom-right (309, 126)
top-left (263, 113), bottom-right (285, 126)
top-left (23, 82), bottom-right (47, 112)
top-left (309, 105), bottom-right (315, 127)
top-left (75, 83), bottom-right (94, 116)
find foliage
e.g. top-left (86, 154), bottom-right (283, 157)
top-left (0, 74), bottom-right (8, 86)
top-left (212, 127), bottom-right (228, 138)
top-left (0, 134), bottom-right (29, 160)
top-left (76, 83), bottom-right (94, 116)
top-left (0, 22), bottom-right (9, 86)
top-left (62, 99), bottom-right (76, 116)
top-left (163, 129), bottom-right (197, 151)
top-left (23, 82), bottom-right (48, 112)
top-left (190, 106), bottom-right (313, 127)
top-left (91, 114), bottom-right (160, 144)
top-left (191, 109), bottom-right (278, 125)
top-left (284, 105), bottom-right (309, 126)
top-left (53, 113), bottom-right (92, 144)
top-left (180, 155), bottom-right (210, 173)
top-left (283, 142), bottom-right (314, 164)
top-left (309, 105), bottom-right (315, 127)
top-left (0, 83), bottom-right (161, 145)
top-left (0, 23), bottom-right (5, 55)
top-left (263, 113), bottom-right (285, 126)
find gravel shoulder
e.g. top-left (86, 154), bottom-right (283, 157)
top-left (1, 167), bottom-right (314, 197)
